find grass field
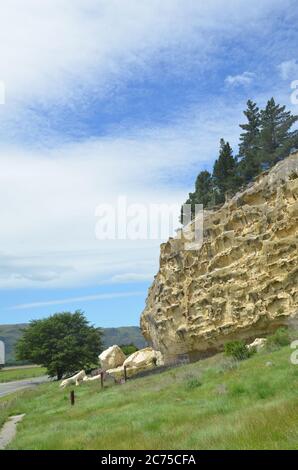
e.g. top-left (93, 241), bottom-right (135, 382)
top-left (0, 366), bottom-right (46, 383)
top-left (0, 345), bottom-right (297, 450)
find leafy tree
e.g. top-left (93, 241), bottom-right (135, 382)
top-left (238, 100), bottom-right (261, 182)
top-left (16, 311), bottom-right (103, 380)
top-left (259, 98), bottom-right (298, 167)
top-left (212, 139), bottom-right (238, 203)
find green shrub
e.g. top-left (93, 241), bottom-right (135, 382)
top-left (185, 374), bottom-right (202, 390)
top-left (230, 383), bottom-right (247, 397)
top-left (266, 327), bottom-right (290, 350)
top-left (224, 340), bottom-right (253, 361)
top-left (252, 380), bottom-right (274, 400)
top-left (120, 343), bottom-right (139, 356)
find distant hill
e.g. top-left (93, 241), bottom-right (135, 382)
top-left (102, 326), bottom-right (147, 349)
top-left (0, 324), bottom-right (147, 365)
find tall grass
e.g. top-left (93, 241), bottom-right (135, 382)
top-left (0, 346), bottom-right (297, 450)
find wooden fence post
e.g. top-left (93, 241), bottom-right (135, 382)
top-left (124, 365), bottom-right (127, 382)
top-left (100, 371), bottom-right (104, 389)
top-left (70, 390), bottom-right (75, 406)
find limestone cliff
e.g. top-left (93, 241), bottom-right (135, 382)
top-left (141, 153), bottom-right (298, 363)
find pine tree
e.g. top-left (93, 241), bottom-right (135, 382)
top-left (213, 139), bottom-right (237, 203)
top-left (179, 97), bottom-right (298, 224)
top-left (259, 98), bottom-right (298, 167)
top-left (238, 100), bottom-right (261, 182)
top-left (180, 170), bottom-right (214, 224)
top-left (194, 170), bottom-right (214, 207)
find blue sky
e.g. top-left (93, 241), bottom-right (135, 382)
top-left (0, 0), bottom-right (298, 327)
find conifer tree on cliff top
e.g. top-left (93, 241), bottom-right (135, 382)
top-left (238, 100), bottom-right (261, 182)
top-left (180, 170), bottom-right (214, 223)
top-left (212, 139), bottom-right (237, 203)
top-left (258, 98), bottom-right (298, 167)
top-left (180, 98), bottom-right (298, 224)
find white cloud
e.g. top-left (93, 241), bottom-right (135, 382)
top-left (225, 72), bottom-right (256, 87)
top-left (0, 97), bottom-right (243, 289)
top-left (10, 291), bottom-right (146, 310)
top-left (0, 0), bottom-right (287, 107)
top-left (109, 273), bottom-right (154, 283)
top-left (278, 59), bottom-right (298, 80)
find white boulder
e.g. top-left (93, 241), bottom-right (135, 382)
top-left (83, 373), bottom-right (102, 382)
top-left (155, 350), bottom-right (164, 367)
top-left (106, 365), bottom-right (126, 381)
top-left (247, 337), bottom-right (267, 352)
top-left (106, 347), bottom-right (164, 380)
top-left (124, 347), bottom-right (164, 368)
top-left (99, 345), bottom-right (126, 370)
top-left (59, 370), bottom-right (86, 388)
top-left (107, 348), bottom-right (164, 380)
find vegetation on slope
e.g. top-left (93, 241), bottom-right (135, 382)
top-left (1, 345), bottom-right (297, 450)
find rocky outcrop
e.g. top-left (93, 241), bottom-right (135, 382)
top-left (141, 153), bottom-right (298, 363)
top-left (99, 345), bottom-right (126, 370)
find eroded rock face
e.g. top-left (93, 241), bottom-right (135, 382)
top-left (141, 154), bottom-right (298, 363)
top-left (99, 345), bottom-right (126, 370)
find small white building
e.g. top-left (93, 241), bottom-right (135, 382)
top-left (0, 340), bottom-right (5, 367)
